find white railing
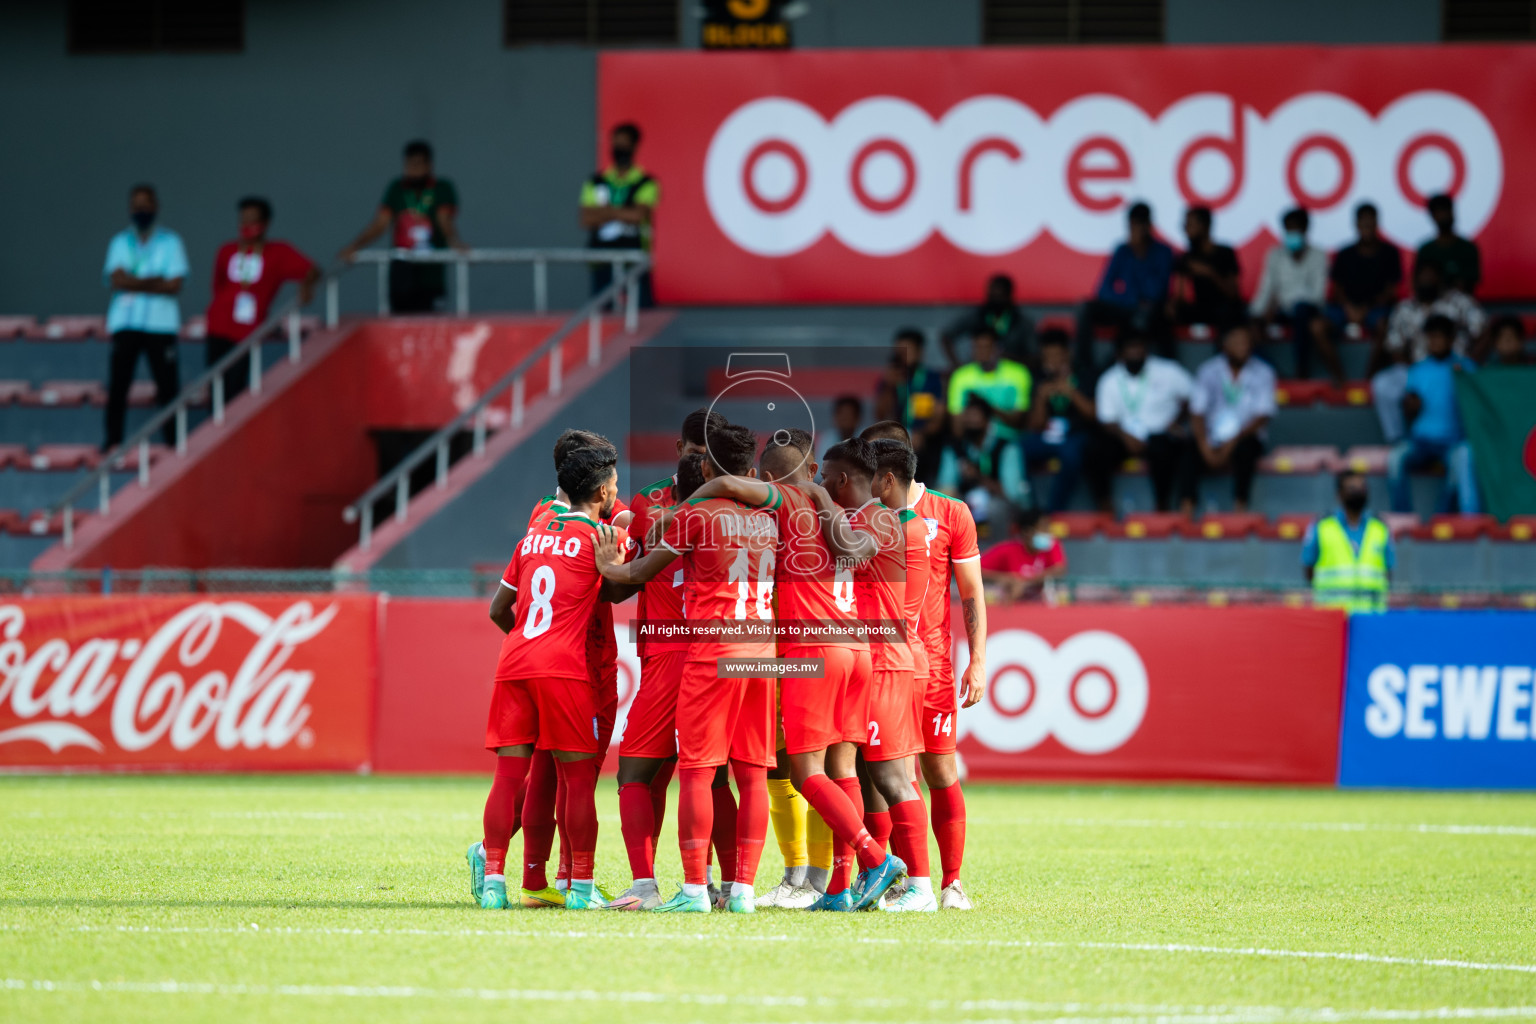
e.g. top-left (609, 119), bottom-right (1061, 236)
top-left (51, 247), bottom-right (651, 550)
top-left (341, 257), bottom-right (650, 552)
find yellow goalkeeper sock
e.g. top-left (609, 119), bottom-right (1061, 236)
top-left (806, 806), bottom-right (834, 892)
top-left (766, 777), bottom-right (808, 874)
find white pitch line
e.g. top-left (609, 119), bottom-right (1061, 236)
top-left (2, 923), bottom-right (1534, 976)
top-left (4, 978), bottom-right (1536, 1024)
top-left (967, 818), bottom-right (1536, 838)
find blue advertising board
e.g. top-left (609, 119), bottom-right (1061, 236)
top-left (1339, 611), bottom-right (1536, 788)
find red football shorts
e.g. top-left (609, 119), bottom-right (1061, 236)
top-left (863, 668), bottom-right (922, 762)
top-left (484, 676), bottom-right (598, 754)
top-left (921, 633), bottom-right (958, 754)
top-left (840, 649), bottom-right (874, 745)
top-left (675, 658), bottom-right (775, 770)
top-left (620, 650), bottom-right (686, 759)
top-left (778, 645), bottom-right (871, 756)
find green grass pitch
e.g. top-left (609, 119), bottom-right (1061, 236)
top-left (2, 775), bottom-right (1535, 1023)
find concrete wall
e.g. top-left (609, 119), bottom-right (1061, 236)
top-left (2, 0), bottom-right (1445, 320)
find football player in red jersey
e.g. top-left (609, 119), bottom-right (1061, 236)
top-left (862, 422), bottom-right (987, 910)
top-left (478, 444), bottom-right (628, 911)
top-left (683, 429), bottom-right (907, 912)
top-left (594, 422), bottom-right (784, 913)
top-left (608, 449), bottom-right (707, 910)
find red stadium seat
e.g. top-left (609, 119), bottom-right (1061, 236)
top-left (35, 316), bottom-right (108, 340)
top-left (1413, 514), bottom-right (1498, 541)
top-left (1260, 445), bottom-right (1340, 474)
top-left (703, 366), bottom-right (882, 399)
top-left (1269, 513), bottom-right (1316, 541)
top-left (1274, 380), bottom-right (1331, 407)
top-left (27, 444), bottom-right (101, 471)
top-left (1173, 322), bottom-right (1217, 342)
top-left (1339, 381), bottom-right (1373, 407)
top-left (127, 380), bottom-right (160, 407)
top-left (1046, 512), bottom-right (1113, 539)
top-left (1380, 512), bottom-right (1420, 538)
top-left (0, 380), bottom-right (30, 405)
top-left (1341, 446), bottom-right (1390, 475)
top-left (1493, 515), bottom-right (1536, 542)
top-left (0, 509), bottom-right (23, 535)
top-left (0, 445), bottom-right (27, 470)
top-left (1035, 315), bottom-right (1075, 335)
top-left (1118, 512), bottom-right (1187, 539)
top-left (1187, 513), bottom-right (1267, 540)
top-left (25, 380), bottom-right (107, 407)
top-left (0, 316), bottom-right (33, 339)
top-left (113, 443), bottom-right (170, 471)
top-left (626, 432), bottom-right (680, 463)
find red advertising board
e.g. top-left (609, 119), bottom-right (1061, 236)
top-left (599, 46), bottom-right (1536, 303)
top-left (0, 596), bottom-right (376, 771)
top-left (950, 605), bottom-right (1346, 782)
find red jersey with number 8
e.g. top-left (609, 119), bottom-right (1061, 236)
top-left (496, 511), bottom-right (615, 683)
top-left (660, 496), bottom-right (780, 661)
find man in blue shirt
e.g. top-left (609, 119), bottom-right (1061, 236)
top-left (103, 184), bottom-right (187, 450)
top-left (1387, 314), bottom-right (1481, 514)
top-left (1076, 202), bottom-right (1174, 373)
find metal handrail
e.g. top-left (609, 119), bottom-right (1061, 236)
top-left (51, 246), bottom-right (652, 550)
top-left (341, 255), bottom-right (650, 551)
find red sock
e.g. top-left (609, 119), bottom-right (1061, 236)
top-left (650, 761), bottom-right (675, 846)
top-left (481, 754), bottom-right (530, 876)
top-left (730, 760), bottom-right (768, 891)
top-left (555, 758), bottom-right (600, 881)
top-left (677, 766), bottom-right (714, 885)
top-left (799, 773), bottom-right (883, 894)
top-left (864, 808), bottom-right (892, 849)
top-left (618, 782), bottom-right (656, 881)
top-left (555, 767), bottom-right (571, 883)
top-left (711, 779), bottom-right (738, 884)
top-left (888, 791), bottom-right (931, 879)
top-left (929, 783), bottom-right (966, 888)
top-left (520, 750), bottom-right (558, 891)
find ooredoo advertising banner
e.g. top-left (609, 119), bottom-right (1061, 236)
top-left (0, 596), bottom-right (376, 770)
top-left (1339, 611), bottom-right (1536, 789)
top-left (598, 46), bottom-right (1535, 303)
top-left (951, 605), bottom-right (1347, 782)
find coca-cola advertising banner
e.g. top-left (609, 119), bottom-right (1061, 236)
top-left (599, 46), bottom-right (1534, 303)
top-left (951, 605), bottom-right (1346, 783)
top-left (0, 597), bottom-right (375, 771)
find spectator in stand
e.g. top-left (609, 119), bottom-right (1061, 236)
top-left (1086, 331), bottom-right (1194, 513)
top-left (941, 273), bottom-right (1030, 365)
top-left (1187, 323), bottom-right (1276, 513)
top-left (1019, 328), bottom-right (1094, 513)
top-left (1371, 261), bottom-right (1486, 441)
top-left (1077, 202), bottom-right (1174, 367)
top-left (831, 394), bottom-right (863, 441)
top-left (203, 197), bottom-right (320, 401)
top-left (946, 327), bottom-right (1032, 441)
top-left (103, 184), bottom-right (186, 451)
top-left (937, 395), bottom-right (1029, 529)
top-left (1389, 315), bottom-right (1481, 514)
top-left (580, 122), bottom-right (658, 308)
top-left (873, 327), bottom-right (946, 482)
top-left (1415, 193), bottom-right (1480, 295)
top-left (1167, 205), bottom-right (1242, 336)
top-left (1326, 202), bottom-right (1402, 343)
top-left (1303, 469), bottom-right (1393, 614)
top-left (340, 140), bottom-right (466, 314)
top-left (979, 506), bottom-right (1066, 604)
top-left (1487, 316), bottom-right (1532, 367)
top-left (1251, 207), bottom-right (1340, 383)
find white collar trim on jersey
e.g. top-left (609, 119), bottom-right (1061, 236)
top-left (901, 482), bottom-right (926, 511)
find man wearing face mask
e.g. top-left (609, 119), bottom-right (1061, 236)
top-left (979, 506), bottom-right (1066, 604)
top-left (1302, 470), bottom-right (1393, 614)
top-left (1250, 207), bottom-right (1340, 383)
top-left (340, 140), bottom-right (466, 314)
top-left (102, 184), bottom-right (188, 452)
top-left (203, 197), bottom-right (320, 401)
top-left (580, 123), bottom-right (658, 308)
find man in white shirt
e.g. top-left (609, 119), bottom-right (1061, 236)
top-left (1250, 207), bottom-right (1342, 384)
top-left (1086, 333), bottom-right (1195, 512)
top-left (103, 184), bottom-right (187, 451)
top-left (1189, 324), bottom-right (1277, 512)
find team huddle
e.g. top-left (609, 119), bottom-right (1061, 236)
top-left (466, 409), bottom-right (988, 913)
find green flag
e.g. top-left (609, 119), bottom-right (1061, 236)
top-left (1455, 367), bottom-right (1536, 520)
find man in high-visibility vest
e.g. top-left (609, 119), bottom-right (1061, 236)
top-left (1301, 469), bottom-right (1394, 613)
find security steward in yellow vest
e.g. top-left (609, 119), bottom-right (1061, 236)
top-left (579, 122), bottom-right (657, 309)
top-left (1302, 470), bottom-right (1393, 613)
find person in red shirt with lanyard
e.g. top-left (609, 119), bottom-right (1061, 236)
top-left (203, 197), bottom-right (319, 401)
top-left (862, 421), bottom-right (988, 910)
top-left (594, 423), bottom-right (785, 913)
top-left (474, 445), bottom-right (629, 912)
